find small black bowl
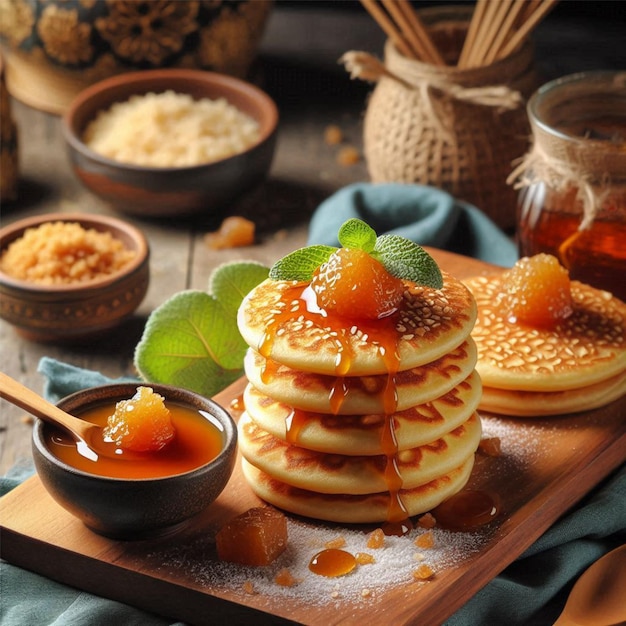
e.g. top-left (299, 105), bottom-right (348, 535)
top-left (32, 382), bottom-right (237, 540)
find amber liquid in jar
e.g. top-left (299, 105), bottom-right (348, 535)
top-left (518, 185), bottom-right (626, 301)
top-left (517, 112), bottom-right (626, 302)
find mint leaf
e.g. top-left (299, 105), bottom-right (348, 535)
top-left (269, 245), bottom-right (336, 281)
top-left (374, 234), bottom-right (443, 289)
top-left (338, 218), bottom-right (377, 252)
top-left (134, 261), bottom-right (268, 397)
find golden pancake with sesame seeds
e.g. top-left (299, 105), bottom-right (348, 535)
top-left (241, 456), bottom-right (475, 524)
top-left (479, 370), bottom-right (626, 416)
top-left (237, 271), bottom-right (476, 377)
top-left (243, 338), bottom-right (478, 415)
top-left (238, 411), bottom-right (481, 495)
top-left (235, 218), bottom-right (483, 524)
top-left (465, 275), bottom-right (626, 393)
top-left (242, 370), bottom-right (482, 455)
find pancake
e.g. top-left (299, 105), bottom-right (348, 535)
top-left (479, 370), bottom-right (626, 417)
top-left (237, 272), bottom-right (476, 376)
top-left (244, 338), bottom-right (478, 415)
top-left (465, 276), bottom-right (626, 392)
top-left (242, 370), bottom-right (482, 454)
top-left (239, 411), bottom-right (481, 494)
top-left (241, 456), bottom-right (475, 524)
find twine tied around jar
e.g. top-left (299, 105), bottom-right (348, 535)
top-left (509, 71), bottom-right (626, 233)
top-left (507, 141), bottom-right (612, 233)
top-left (341, 49), bottom-right (523, 144)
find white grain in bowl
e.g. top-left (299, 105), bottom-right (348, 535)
top-left (82, 90), bottom-right (261, 168)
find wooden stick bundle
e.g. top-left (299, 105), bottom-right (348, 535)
top-left (360, 0), bottom-right (558, 68)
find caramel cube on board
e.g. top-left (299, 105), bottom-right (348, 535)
top-left (216, 507), bottom-right (288, 566)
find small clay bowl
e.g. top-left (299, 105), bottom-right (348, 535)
top-left (63, 68), bottom-right (278, 218)
top-left (32, 382), bottom-right (238, 540)
top-left (0, 213), bottom-right (149, 342)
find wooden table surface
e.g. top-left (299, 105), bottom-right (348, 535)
top-left (1, 2), bottom-right (625, 475)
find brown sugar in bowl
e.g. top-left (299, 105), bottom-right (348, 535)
top-left (0, 213), bottom-right (149, 342)
top-left (62, 69), bottom-right (278, 218)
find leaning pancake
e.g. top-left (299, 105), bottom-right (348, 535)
top-left (480, 370), bottom-right (626, 417)
top-left (243, 370), bottom-right (482, 454)
top-left (241, 456), bottom-right (475, 524)
top-left (239, 411), bottom-right (481, 494)
top-left (244, 339), bottom-right (478, 415)
top-left (237, 272), bottom-right (476, 376)
top-left (465, 276), bottom-right (626, 392)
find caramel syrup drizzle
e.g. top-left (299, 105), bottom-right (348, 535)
top-left (258, 282), bottom-right (409, 529)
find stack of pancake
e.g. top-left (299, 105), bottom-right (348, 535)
top-left (464, 275), bottom-right (626, 417)
top-left (236, 272), bottom-right (482, 524)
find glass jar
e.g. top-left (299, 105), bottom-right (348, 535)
top-left (514, 71), bottom-right (626, 301)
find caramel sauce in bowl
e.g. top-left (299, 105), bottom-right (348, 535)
top-left (32, 383), bottom-right (237, 540)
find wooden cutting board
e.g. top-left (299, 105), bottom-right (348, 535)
top-left (2, 250), bottom-right (625, 625)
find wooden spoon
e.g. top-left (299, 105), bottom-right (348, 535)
top-left (1, 371), bottom-right (112, 461)
top-left (553, 544), bottom-right (626, 626)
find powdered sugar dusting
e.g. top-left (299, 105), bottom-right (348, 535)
top-left (147, 416), bottom-right (549, 607)
top-left (149, 518), bottom-right (489, 606)
top-left (481, 414), bottom-right (557, 470)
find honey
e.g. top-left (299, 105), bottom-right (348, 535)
top-left (45, 401), bottom-right (223, 479)
top-left (518, 186), bottom-right (626, 301)
top-left (513, 72), bottom-right (626, 301)
top-left (308, 548), bottom-right (357, 578)
top-left (431, 490), bottom-right (501, 530)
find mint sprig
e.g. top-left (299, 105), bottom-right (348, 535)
top-left (270, 218), bottom-right (443, 289)
top-left (268, 245), bottom-right (336, 282)
top-left (374, 234), bottom-right (443, 288)
top-left (134, 261), bottom-right (268, 397)
top-left (337, 218), bottom-right (377, 252)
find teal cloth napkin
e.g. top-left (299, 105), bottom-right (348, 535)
top-left (1, 357), bottom-right (624, 625)
top-left (307, 182), bottom-right (519, 267)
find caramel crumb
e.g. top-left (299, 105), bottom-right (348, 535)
top-left (355, 552), bottom-right (375, 565)
top-left (229, 394), bottom-right (245, 413)
top-left (478, 437), bottom-right (502, 457)
top-left (361, 588), bottom-right (373, 598)
top-left (21, 415), bottom-right (34, 425)
top-left (337, 145), bottom-right (360, 166)
top-left (413, 563), bottom-right (435, 581)
top-left (415, 531), bottom-right (435, 549)
top-left (216, 507), bottom-right (288, 566)
top-left (204, 216), bottom-right (255, 250)
top-left (417, 513), bottom-right (437, 529)
top-left (366, 528), bottom-right (385, 549)
top-left (325, 536), bottom-right (346, 549)
top-left (242, 580), bottom-right (256, 595)
top-left (324, 124), bottom-right (343, 145)
top-left (275, 568), bottom-right (298, 587)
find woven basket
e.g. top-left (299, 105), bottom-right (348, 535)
top-left (359, 5), bottom-right (537, 231)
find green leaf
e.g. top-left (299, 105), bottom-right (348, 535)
top-left (374, 234), bottom-right (443, 289)
top-left (209, 261), bottom-right (269, 317)
top-left (134, 261), bottom-right (269, 397)
top-left (337, 218), bottom-right (377, 252)
top-left (269, 245), bottom-right (336, 282)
